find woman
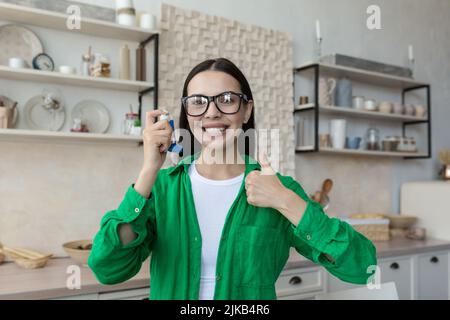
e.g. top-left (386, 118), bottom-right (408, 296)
top-left (88, 58), bottom-right (377, 300)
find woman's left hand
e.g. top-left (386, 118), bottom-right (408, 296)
top-left (244, 152), bottom-right (290, 210)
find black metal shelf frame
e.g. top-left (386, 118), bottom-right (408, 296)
top-left (138, 33), bottom-right (159, 122)
top-left (292, 64), bottom-right (432, 159)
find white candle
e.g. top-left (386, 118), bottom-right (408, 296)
top-left (316, 20), bottom-right (321, 40)
top-left (408, 45), bottom-right (414, 61)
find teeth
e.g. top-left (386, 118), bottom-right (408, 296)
top-left (205, 128), bottom-right (225, 136)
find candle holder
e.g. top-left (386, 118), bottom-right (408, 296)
top-left (408, 58), bottom-right (415, 77)
top-left (314, 37), bottom-right (323, 62)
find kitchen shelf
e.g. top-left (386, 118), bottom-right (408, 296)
top-left (0, 65), bottom-right (154, 92)
top-left (0, 2), bottom-right (158, 42)
top-left (293, 63), bottom-right (431, 159)
top-left (294, 104), bottom-right (428, 122)
top-left (295, 62), bottom-right (427, 89)
top-left (295, 146), bottom-right (426, 158)
top-left (0, 128), bottom-right (143, 145)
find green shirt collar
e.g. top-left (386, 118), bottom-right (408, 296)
top-left (167, 152), bottom-right (261, 176)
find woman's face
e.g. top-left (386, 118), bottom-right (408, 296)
top-left (186, 70), bottom-right (253, 151)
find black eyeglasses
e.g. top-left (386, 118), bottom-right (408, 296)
top-left (181, 91), bottom-right (249, 117)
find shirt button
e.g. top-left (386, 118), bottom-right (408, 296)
top-left (216, 275), bottom-right (221, 281)
top-left (306, 234), bottom-right (312, 241)
top-left (194, 237), bottom-right (198, 241)
top-left (134, 208), bottom-right (140, 213)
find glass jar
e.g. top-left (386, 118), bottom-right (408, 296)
top-left (366, 127), bottom-right (380, 150)
top-left (123, 112), bottom-right (139, 135)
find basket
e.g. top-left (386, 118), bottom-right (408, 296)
top-left (342, 216), bottom-right (390, 241)
top-left (351, 223), bottom-right (390, 241)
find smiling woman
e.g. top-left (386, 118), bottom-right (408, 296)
top-left (88, 57), bottom-right (377, 300)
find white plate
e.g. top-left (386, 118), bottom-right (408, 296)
top-left (71, 100), bottom-right (110, 133)
top-left (0, 24), bottom-right (44, 67)
top-left (25, 95), bottom-right (66, 131)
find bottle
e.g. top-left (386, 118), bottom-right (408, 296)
top-left (119, 44), bottom-right (130, 80)
top-left (136, 45), bottom-right (146, 81)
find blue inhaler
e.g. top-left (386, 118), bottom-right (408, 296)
top-left (159, 113), bottom-right (183, 154)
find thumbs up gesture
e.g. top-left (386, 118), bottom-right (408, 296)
top-left (244, 151), bottom-right (288, 209)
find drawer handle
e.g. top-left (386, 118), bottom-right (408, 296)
top-left (289, 276), bottom-right (302, 285)
top-left (430, 256), bottom-right (439, 264)
top-left (390, 262), bottom-right (400, 270)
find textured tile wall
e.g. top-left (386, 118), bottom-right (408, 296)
top-left (158, 4), bottom-right (295, 176)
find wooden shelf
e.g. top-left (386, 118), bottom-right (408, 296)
top-left (0, 2), bottom-right (158, 42)
top-left (294, 105), bottom-right (428, 122)
top-left (295, 146), bottom-right (427, 158)
top-left (0, 128), bottom-right (143, 145)
top-left (0, 65), bottom-right (153, 92)
top-left (295, 62), bottom-right (428, 88)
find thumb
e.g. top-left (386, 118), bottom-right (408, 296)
top-left (258, 151), bottom-right (275, 175)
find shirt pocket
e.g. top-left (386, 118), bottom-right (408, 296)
top-left (234, 225), bottom-right (284, 288)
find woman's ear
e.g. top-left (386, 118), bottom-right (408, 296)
top-left (244, 100), bottom-right (254, 124)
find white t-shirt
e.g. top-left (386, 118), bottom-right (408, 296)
top-left (188, 160), bottom-right (244, 300)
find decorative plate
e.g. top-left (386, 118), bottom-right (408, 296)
top-left (0, 24), bottom-right (44, 67)
top-left (24, 95), bottom-right (66, 131)
top-left (71, 100), bottom-right (110, 133)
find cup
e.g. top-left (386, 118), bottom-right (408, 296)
top-left (8, 57), bottom-right (28, 68)
top-left (393, 103), bottom-right (404, 115)
top-left (139, 13), bottom-right (155, 29)
top-left (59, 65), bottom-right (77, 74)
top-left (364, 99), bottom-right (377, 111)
top-left (346, 136), bottom-right (362, 149)
top-left (404, 104), bottom-right (415, 116)
top-left (352, 96), bottom-right (365, 110)
top-left (319, 133), bottom-right (331, 148)
top-left (298, 96), bottom-right (309, 105)
top-left (378, 101), bottom-right (393, 114)
top-left (330, 119), bottom-right (346, 149)
top-left (415, 105), bottom-right (426, 118)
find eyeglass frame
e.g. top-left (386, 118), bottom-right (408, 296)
top-left (181, 91), bottom-right (250, 117)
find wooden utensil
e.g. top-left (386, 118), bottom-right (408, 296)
top-left (318, 179), bottom-right (333, 204)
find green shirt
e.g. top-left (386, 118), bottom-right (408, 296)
top-left (88, 153), bottom-right (377, 300)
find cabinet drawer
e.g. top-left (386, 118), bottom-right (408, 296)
top-left (98, 287), bottom-right (150, 300)
top-left (378, 256), bottom-right (413, 300)
top-left (276, 267), bottom-right (324, 297)
top-left (418, 252), bottom-right (449, 300)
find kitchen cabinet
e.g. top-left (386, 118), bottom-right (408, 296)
top-left (417, 252), bottom-right (449, 300)
top-left (276, 266), bottom-right (325, 299)
top-left (326, 249), bottom-right (450, 300)
top-left (377, 256), bottom-right (413, 299)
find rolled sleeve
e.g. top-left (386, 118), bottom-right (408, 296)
top-left (117, 184), bottom-right (150, 223)
top-left (285, 178), bottom-right (378, 285)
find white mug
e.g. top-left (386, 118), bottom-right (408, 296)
top-left (59, 65), bottom-right (77, 74)
top-left (9, 57), bottom-right (28, 68)
top-left (330, 119), bottom-right (347, 149)
top-left (140, 13), bottom-right (155, 29)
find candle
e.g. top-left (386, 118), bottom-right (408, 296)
top-left (316, 20), bottom-right (321, 40)
top-left (408, 45), bottom-right (414, 61)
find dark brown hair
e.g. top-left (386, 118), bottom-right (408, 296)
top-left (178, 58), bottom-right (255, 156)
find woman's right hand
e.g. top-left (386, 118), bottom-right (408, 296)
top-left (141, 109), bottom-right (173, 173)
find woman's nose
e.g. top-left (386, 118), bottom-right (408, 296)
top-left (204, 100), bottom-right (221, 118)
